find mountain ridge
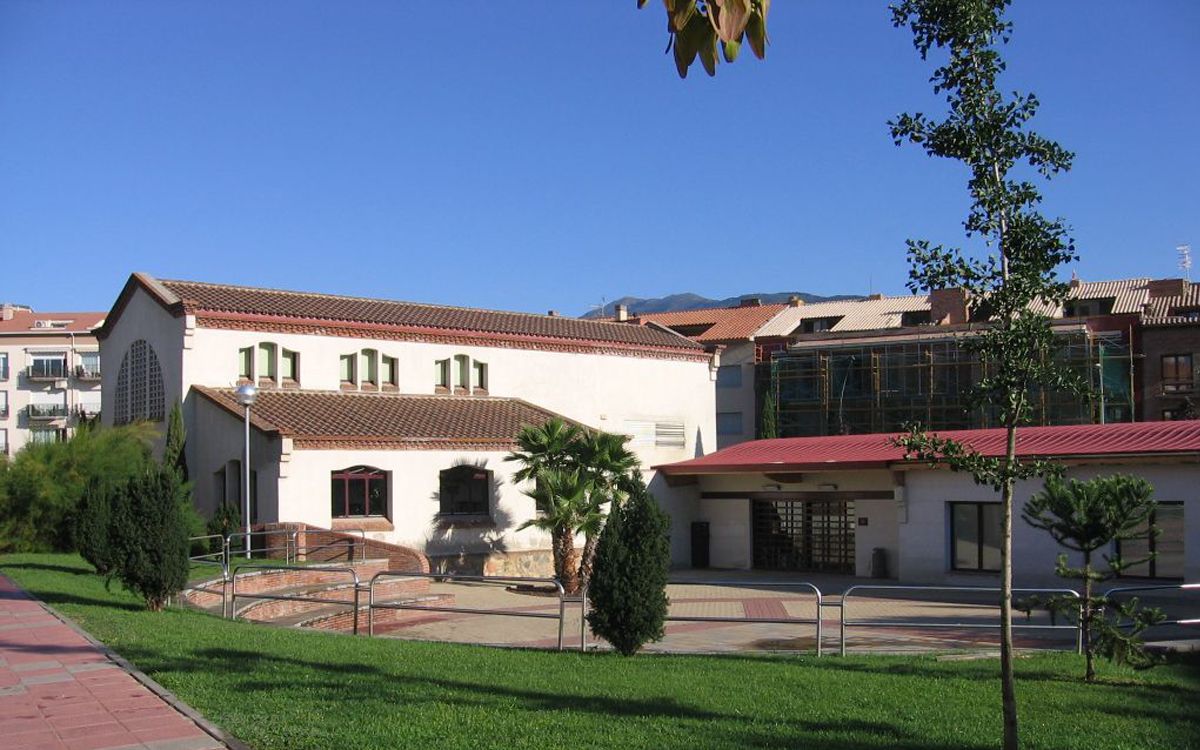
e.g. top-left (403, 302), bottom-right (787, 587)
top-left (580, 291), bottom-right (862, 319)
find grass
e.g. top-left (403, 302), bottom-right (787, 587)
top-left (3, 553), bottom-right (1199, 750)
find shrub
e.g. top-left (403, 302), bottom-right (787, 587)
top-left (0, 423), bottom-right (153, 552)
top-left (109, 465), bottom-right (191, 611)
top-left (75, 480), bottom-right (117, 575)
top-left (585, 481), bottom-right (671, 655)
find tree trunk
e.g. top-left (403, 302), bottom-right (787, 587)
top-left (1083, 552), bottom-right (1095, 682)
top-left (560, 539), bottom-right (581, 596)
top-left (579, 533), bottom-right (601, 591)
top-left (1000, 426), bottom-right (1019, 750)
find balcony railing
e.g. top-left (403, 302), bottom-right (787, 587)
top-left (75, 364), bottom-right (102, 381)
top-left (1161, 379), bottom-right (1196, 395)
top-left (77, 403), bottom-right (102, 417)
top-left (27, 362), bottom-right (68, 381)
top-left (28, 403), bottom-right (69, 420)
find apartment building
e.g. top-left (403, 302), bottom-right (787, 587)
top-left (629, 277), bottom-right (1200, 439)
top-left (0, 304), bottom-right (105, 456)
top-left (96, 274), bottom-right (717, 573)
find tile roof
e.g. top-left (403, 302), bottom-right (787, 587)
top-left (118, 275), bottom-right (704, 355)
top-left (656, 420), bottom-right (1200, 474)
top-left (194, 386), bottom-right (586, 450)
top-left (1068, 278), bottom-right (1150, 315)
top-left (755, 295), bottom-right (931, 337)
top-left (0, 310), bottom-right (106, 335)
top-left (630, 304), bottom-right (788, 343)
top-left (1144, 282), bottom-right (1200, 324)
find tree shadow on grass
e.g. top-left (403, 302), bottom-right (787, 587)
top-left (0, 561), bottom-right (94, 576)
top-left (114, 645), bottom-right (979, 750)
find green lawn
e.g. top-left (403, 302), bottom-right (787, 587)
top-left (3, 554), bottom-right (1198, 750)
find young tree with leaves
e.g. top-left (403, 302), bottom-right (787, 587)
top-left (1023, 475), bottom-right (1165, 682)
top-left (888, 2), bottom-right (1079, 747)
top-left (587, 478), bottom-right (671, 655)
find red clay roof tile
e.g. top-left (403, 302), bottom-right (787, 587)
top-left (657, 421), bottom-right (1200, 474)
top-left (194, 386), bottom-right (585, 449)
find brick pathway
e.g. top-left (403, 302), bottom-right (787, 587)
top-left (0, 575), bottom-right (229, 750)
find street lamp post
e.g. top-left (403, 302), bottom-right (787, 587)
top-left (234, 384), bottom-right (258, 559)
top-left (1095, 361), bottom-right (1106, 425)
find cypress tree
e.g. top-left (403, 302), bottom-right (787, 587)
top-left (164, 401), bottom-right (188, 482)
top-left (586, 480), bottom-right (671, 655)
top-left (75, 480), bottom-right (116, 575)
top-left (109, 466), bottom-right (191, 611)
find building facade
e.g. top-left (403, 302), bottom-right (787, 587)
top-left (656, 421), bottom-right (1197, 586)
top-left (96, 274), bottom-right (717, 572)
top-left (0, 304), bottom-right (105, 456)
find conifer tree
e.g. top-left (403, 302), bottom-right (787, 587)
top-left (586, 478), bottom-right (671, 655)
top-left (109, 466), bottom-right (191, 611)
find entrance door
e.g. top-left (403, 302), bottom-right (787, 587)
top-left (752, 498), bottom-right (855, 573)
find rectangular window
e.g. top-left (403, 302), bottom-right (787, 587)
top-left (439, 465), bottom-right (491, 516)
top-left (471, 361), bottom-right (488, 392)
top-left (29, 428), bottom-right (62, 445)
top-left (453, 355), bottom-right (469, 391)
top-left (654, 421), bottom-right (686, 447)
top-left (434, 359), bottom-right (450, 390)
top-left (1119, 503), bottom-right (1184, 579)
top-left (716, 365), bottom-right (743, 388)
top-left (29, 352), bottom-right (67, 379)
top-left (361, 349), bottom-right (378, 387)
top-left (716, 411), bottom-right (743, 435)
top-left (339, 353), bottom-right (356, 386)
top-left (257, 343), bottom-right (277, 383)
top-left (0, 428), bottom-right (7, 455)
top-left (950, 502), bottom-right (1002, 572)
top-left (330, 467), bottom-right (389, 518)
top-left (0, 391), bottom-right (7, 418)
top-left (238, 347), bottom-right (253, 381)
top-left (76, 351), bottom-right (101, 378)
top-left (381, 355), bottom-right (398, 389)
top-left (281, 349), bottom-right (299, 384)
top-left (1162, 354), bottom-right (1194, 393)
top-left (0, 353), bottom-right (8, 381)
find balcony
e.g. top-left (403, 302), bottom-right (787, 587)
top-left (74, 364), bottom-right (102, 381)
top-left (1161, 379), bottom-right (1196, 396)
top-left (28, 403), bottom-right (69, 420)
top-left (27, 361), bottom-right (68, 382)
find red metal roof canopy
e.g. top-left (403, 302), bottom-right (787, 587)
top-left (656, 421), bottom-right (1200, 474)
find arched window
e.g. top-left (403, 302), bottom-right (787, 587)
top-left (113, 339), bottom-right (165, 425)
top-left (438, 465), bottom-right (492, 516)
top-left (330, 466), bottom-right (388, 518)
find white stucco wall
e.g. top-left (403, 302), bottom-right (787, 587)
top-left (180, 326), bottom-right (716, 471)
top-left (901, 463), bottom-right (1200, 586)
top-left (697, 497), bottom-right (752, 569)
top-left (99, 287), bottom-right (188, 454)
top-left (715, 341), bottom-right (758, 449)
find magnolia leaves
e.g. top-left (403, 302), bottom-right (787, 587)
top-left (637, 0), bottom-right (770, 78)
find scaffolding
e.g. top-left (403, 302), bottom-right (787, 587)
top-left (758, 329), bottom-right (1134, 438)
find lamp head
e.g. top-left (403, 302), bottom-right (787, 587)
top-left (235, 383), bottom-right (258, 406)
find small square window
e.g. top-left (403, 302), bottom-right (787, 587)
top-left (281, 349), bottom-right (299, 383)
top-left (238, 347), bottom-right (253, 381)
top-left (381, 355), bottom-right (398, 389)
top-left (340, 354), bottom-right (357, 386)
top-left (472, 361), bottom-right (488, 392)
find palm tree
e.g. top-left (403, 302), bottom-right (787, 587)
top-left (507, 419), bottom-right (582, 485)
top-left (517, 468), bottom-right (594, 594)
top-left (505, 420), bottom-right (641, 594)
top-left (573, 431), bottom-right (640, 585)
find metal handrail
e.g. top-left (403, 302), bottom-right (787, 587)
top-left (292, 527), bottom-right (366, 563)
top-left (840, 585), bottom-right (1082, 657)
top-left (226, 530), bottom-right (297, 563)
top-left (666, 579), bottom-right (824, 657)
top-left (367, 572), bottom-right (571, 650)
top-left (230, 564), bottom-right (363, 634)
top-left (1103, 582), bottom-right (1200, 627)
top-left (187, 535), bottom-right (231, 618)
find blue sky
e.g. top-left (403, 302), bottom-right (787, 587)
top-left (1, 2), bottom-right (1197, 316)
